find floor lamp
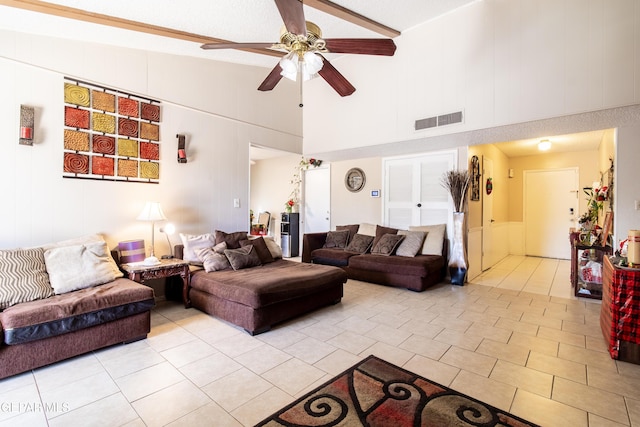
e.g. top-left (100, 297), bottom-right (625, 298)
top-left (137, 201), bottom-right (167, 265)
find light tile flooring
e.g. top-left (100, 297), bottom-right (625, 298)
top-left (1, 255), bottom-right (639, 427)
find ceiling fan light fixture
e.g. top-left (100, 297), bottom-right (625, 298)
top-left (303, 51), bottom-right (323, 74)
top-left (279, 51), bottom-right (299, 80)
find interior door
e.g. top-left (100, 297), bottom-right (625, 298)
top-left (303, 166), bottom-right (331, 234)
top-left (524, 168), bottom-right (578, 259)
top-left (481, 157), bottom-right (495, 271)
top-left (384, 152), bottom-right (454, 230)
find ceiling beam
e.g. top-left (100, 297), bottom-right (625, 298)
top-left (304, 0), bottom-right (400, 38)
top-left (0, 0), bottom-right (283, 58)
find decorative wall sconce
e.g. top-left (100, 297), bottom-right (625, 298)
top-left (177, 134), bottom-right (187, 163)
top-left (19, 105), bottom-right (35, 146)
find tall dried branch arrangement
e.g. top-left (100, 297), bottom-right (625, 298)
top-left (441, 170), bottom-right (470, 213)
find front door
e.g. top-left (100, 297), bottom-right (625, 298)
top-left (524, 168), bottom-right (578, 259)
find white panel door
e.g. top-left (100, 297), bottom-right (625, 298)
top-left (384, 151), bottom-right (456, 232)
top-left (524, 168), bottom-right (578, 259)
top-left (303, 167), bottom-right (331, 234)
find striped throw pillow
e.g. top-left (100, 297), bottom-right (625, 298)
top-left (0, 247), bottom-right (53, 310)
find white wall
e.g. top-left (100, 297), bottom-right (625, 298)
top-left (0, 30), bottom-right (302, 252)
top-left (303, 0), bottom-right (640, 155)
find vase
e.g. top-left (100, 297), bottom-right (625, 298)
top-left (449, 212), bottom-right (467, 286)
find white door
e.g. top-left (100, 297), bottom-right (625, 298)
top-left (524, 168), bottom-right (578, 259)
top-left (384, 151), bottom-right (455, 230)
top-left (481, 157), bottom-right (495, 271)
top-left (303, 167), bottom-right (331, 233)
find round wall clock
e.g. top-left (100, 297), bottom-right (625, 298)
top-left (345, 168), bottom-right (366, 192)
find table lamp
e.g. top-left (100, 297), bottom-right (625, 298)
top-left (137, 201), bottom-right (167, 265)
top-left (159, 223), bottom-right (176, 259)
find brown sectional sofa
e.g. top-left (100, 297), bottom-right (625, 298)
top-left (176, 240), bottom-right (347, 335)
top-left (0, 238), bottom-right (155, 380)
top-left (302, 224), bottom-right (447, 292)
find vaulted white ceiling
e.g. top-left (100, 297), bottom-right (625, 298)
top-left (0, 0), bottom-right (478, 68)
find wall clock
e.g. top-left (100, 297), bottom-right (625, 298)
top-left (345, 168), bottom-right (366, 192)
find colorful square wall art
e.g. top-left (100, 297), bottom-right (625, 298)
top-left (63, 78), bottom-right (161, 183)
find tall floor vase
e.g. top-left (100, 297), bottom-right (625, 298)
top-left (449, 212), bottom-right (467, 286)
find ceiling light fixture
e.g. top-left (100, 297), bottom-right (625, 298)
top-left (538, 139), bottom-right (552, 151)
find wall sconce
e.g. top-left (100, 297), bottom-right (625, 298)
top-left (19, 105), bottom-right (35, 146)
top-left (177, 134), bottom-right (187, 163)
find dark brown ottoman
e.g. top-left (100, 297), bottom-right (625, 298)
top-left (188, 259), bottom-right (347, 335)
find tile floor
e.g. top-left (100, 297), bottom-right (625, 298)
top-left (1, 255), bottom-right (639, 427)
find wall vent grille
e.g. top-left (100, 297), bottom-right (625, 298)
top-left (415, 110), bottom-right (463, 131)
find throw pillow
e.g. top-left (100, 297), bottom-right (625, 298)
top-left (215, 230), bottom-right (248, 249)
top-left (396, 231), bottom-right (427, 257)
top-left (372, 225), bottom-right (399, 249)
top-left (44, 241), bottom-right (124, 295)
top-left (336, 224), bottom-right (360, 244)
top-left (345, 234), bottom-right (375, 254)
top-left (263, 236), bottom-right (283, 259)
top-left (323, 230), bottom-right (350, 249)
top-left (357, 223), bottom-right (377, 237)
top-left (409, 224), bottom-right (446, 255)
top-left (196, 246), bottom-right (231, 272)
top-left (240, 237), bottom-right (275, 263)
top-left (224, 245), bottom-right (262, 270)
top-left (179, 233), bottom-right (216, 264)
top-left (371, 233), bottom-right (405, 256)
top-left (39, 233), bottom-right (105, 251)
top-left (0, 247), bottom-right (53, 310)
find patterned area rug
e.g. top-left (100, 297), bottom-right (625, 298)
top-left (256, 355), bottom-right (539, 427)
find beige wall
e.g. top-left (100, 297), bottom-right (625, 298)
top-left (467, 144), bottom-right (510, 230)
top-left (0, 30), bottom-right (301, 250)
top-left (304, 0), bottom-right (640, 156)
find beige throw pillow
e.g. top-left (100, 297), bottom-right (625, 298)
top-left (409, 224), bottom-right (446, 255)
top-left (396, 231), bottom-right (427, 257)
top-left (44, 241), bottom-right (124, 294)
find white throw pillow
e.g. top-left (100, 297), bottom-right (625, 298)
top-left (179, 233), bottom-right (216, 264)
top-left (39, 234), bottom-right (105, 251)
top-left (357, 223), bottom-right (377, 236)
top-left (44, 241), bottom-right (124, 294)
top-left (409, 224), bottom-right (446, 255)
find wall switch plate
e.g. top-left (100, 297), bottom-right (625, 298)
top-left (233, 198), bottom-right (240, 208)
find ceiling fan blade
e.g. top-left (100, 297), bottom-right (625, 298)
top-left (323, 38), bottom-right (397, 56)
top-left (257, 63), bottom-right (284, 91)
top-left (317, 56), bottom-right (355, 97)
top-left (201, 42), bottom-right (277, 50)
top-left (275, 0), bottom-right (306, 35)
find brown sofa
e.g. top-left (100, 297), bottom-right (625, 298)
top-left (302, 224), bottom-right (447, 292)
top-left (0, 246), bottom-right (154, 380)
top-left (176, 244), bottom-right (347, 335)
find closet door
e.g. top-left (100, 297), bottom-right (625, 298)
top-left (384, 151), bottom-right (456, 230)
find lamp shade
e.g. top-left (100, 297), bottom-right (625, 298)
top-left (137, 202), bottom-right (167, 222)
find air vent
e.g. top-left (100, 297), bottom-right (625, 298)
top-left (415, 110), bottom-right (463, 131)
top-left (414, 116), bottom-right (437, 130)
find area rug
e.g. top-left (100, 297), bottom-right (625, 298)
top-left (256, 355), bottom-right (539, 427)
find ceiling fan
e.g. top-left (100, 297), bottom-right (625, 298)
top-left (200, 0), bottom-right (397, 99)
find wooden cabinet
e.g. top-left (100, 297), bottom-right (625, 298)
top-left (570, 239), bottom-right (612, 299)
